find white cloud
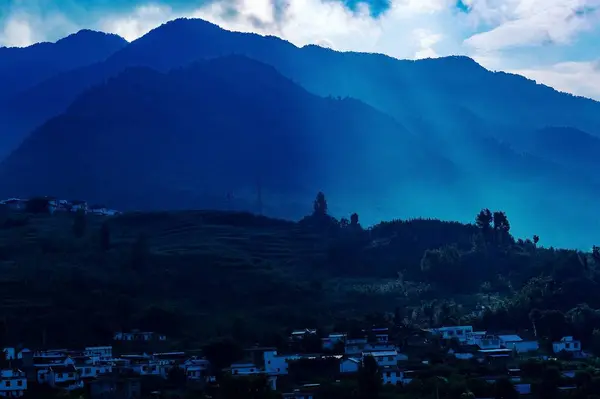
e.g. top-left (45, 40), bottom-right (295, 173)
top-left (0, 14), bottom-right (34, 47)
top-left (464, 0), bottom-right (600, 52)
top-left (0, 9), bottom-right (78, 47)
top-left (509, 60), bottom-right (600, 100)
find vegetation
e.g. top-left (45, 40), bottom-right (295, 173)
top-left (1, 192), bottom-right (600, 357)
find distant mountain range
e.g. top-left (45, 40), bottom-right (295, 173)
top-left (1, 18), bottom-right (599, 248)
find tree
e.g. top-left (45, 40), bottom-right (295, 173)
top-left (203, 338), bottom-right (244, 372)
top-left (475, 209), bottom-right (493, 231)
top-left (492, 211), bottom-right (511, 244)
top-left (25, 197), bottom-right (50, 214)
top-left (350, 213), bottom-right (359, 227)
top-left (100, 222), bottom-right (111, 251)
top-left (593, 246), bottom-right (600, 264)
top-left (340, 218), bottom-right (349, 228)
top-left (72, 210), bottom-right (87, 238)
top-left (494, 377), bottom-right (518, 399)
top-left (533, 235), bottom-right (540, 246)
top-left (358, 355), bottom-right (381, 399)
top-left (313, 192), bottom-right (328, 216)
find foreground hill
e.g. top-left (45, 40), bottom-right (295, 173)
top-left (0, 56), bottom-right (460, 219)
top-left (1, 205), bottom-right (599, 351)
top-left (2, 19), bottom-right (600, 247)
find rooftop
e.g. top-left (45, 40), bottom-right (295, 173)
top-left (498, 335), bottom-right (523, 342)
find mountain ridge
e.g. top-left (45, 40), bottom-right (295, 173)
top-left (0, 55), bottom-right (463, 221)
top-left (2, 18), bottom-right (600, 247)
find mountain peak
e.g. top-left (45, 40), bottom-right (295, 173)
top-left (56, 29), bottom-right (128, 46)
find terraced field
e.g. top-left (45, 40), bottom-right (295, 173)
top-left (0, 210), bottom-right (345, 347)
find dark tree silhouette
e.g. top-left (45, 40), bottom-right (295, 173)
top-left (25, 197), bottom-right (50, 214)
top-left (350, 213), bottom-right (359, 227)
top-left (313, 192), bottom-right (328, 216)
top-left (72, 210), bottom-right (87, 238)
top-left (533, 235), bottom-right (540, 246)
top-left (100, 222), bottom-right (111, 251)
top-left (475, 209), bottom-right (493, 231)
top-left (494, 377), bottom-right (518, 399)
top-left (358, 355), bottom-right (381, 399)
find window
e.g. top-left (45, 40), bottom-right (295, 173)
top-left (17, 380), bottom-right (22, 387)
top-left (457, 330), bottom-right (464, 335)
top-left (566, 343), bottom-right (571, 349)
top-left (58, 373), bottom-right (63, 378)
top-left (68, 373), bottom-right (73, 378)
top-left (386, 372), bottom-right (391, 377)
top-left (447, 330), bottom-right (454, 336)
top-left (85, 368), bottom-right (91, 374)
top-left (574, 342), bottom-right (580, 349)
top-left (5, 381), bottom-right (10, 387)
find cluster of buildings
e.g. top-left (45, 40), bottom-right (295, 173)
top-left (0, 197), bottom-right (120, 216)
top-left (0, 327), bottom-right (588, 399)
top-left (0, 331), bottom-right (198, 398)
top-left (429, 326), bottom-right (585, 360)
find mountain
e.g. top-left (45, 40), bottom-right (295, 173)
top-left (3, 18), bottom-right (600, 246)
top-left (0, 56), bottom-right (462, 220)
top-left (0, 29), bottom-right (127, 99)
top-left (0, 30), bottom-right (127, 157)
top-left (6, 19), bottom-right (600, 161)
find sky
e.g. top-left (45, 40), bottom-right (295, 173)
top-left (1, 0), bottom-right (600, 100)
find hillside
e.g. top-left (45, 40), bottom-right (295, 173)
top-left (1, 204), bottom-right (599, 352)
top-left (0, 56), bottom-right (460, 220)
top-left (0, 29), bottom-right (127, 157)
top-left (1, 19), bottom-right (600, 247)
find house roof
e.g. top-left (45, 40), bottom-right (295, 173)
top-left (498, 335), bottom-right (523, 342)
top-left (366, 351), bottom-right (397, 357)
top-left (49, 365), bottom-right (77, 373)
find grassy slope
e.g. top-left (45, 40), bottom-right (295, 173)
top-left (0, 210), bottom-right (387, 348)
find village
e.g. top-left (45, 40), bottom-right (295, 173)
top-left (0, 197), bottom-right (120, 216)
top-left (0, 325), bottom-right (590, 399)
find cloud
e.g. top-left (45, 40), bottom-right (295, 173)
top-left (0, 8), bottom-right (79, 47)
top-left (509, 60), bottom-right (600, 100)
top-left (464, 0), bottom-right (600, 52)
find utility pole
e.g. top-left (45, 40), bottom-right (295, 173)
top-left (256, 178), bottom-right (263, 215)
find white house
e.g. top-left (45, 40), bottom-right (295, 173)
top-left (84, 346), bottom-right (113, 363)
top-left (465, 331), bottom-right (488, 345)
top-left (321, 333), bottom-right (346, 350)
top-left (76, 363), bottom-right (113, 380)
top-left (371, 328), bottom-right (390, 343)
top-left (38, 365), bottom-right (83, 391)
top-left (431, 326), bottom-right (474, 343)
top-left (553, 337), bottom-right (582, 354)
top-left (345, 338), bottom-right (368, 355)
top-left (113, 331), bottom-right (166, 342)
top-left (182, 358), bottom-right (210, 381)
top-left (0, 370), bottom-right (27, 397)
top-left (381, 367), bottom-right (406, 385)
top-left (230, 363), bottom-right (262, 376)
top-left (339, 358), bottom-right (360, 374)
top-left (475, 335), bottom-right (502, 350)
top-left (363, 351), bottom-right (406, 367)
top-left (498, 335), bottom-right (539, 353)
